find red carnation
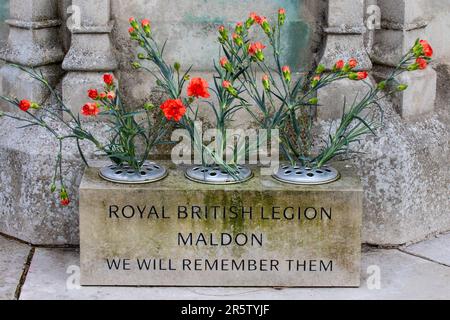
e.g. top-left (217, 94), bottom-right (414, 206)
top-left (248, 42), bottom-right (266, 56)
top-left (160, 99), bottom-right (186, 122)
top-left (103, 74), bottom-right (114, 86)
top-left (222, 80), bottom-right (232, 89)
top-left (250, 12), bottom-right (264, 25)
top-left (81, 103), bottom-right (100, 116)
top-left (357, 71), bottom-right (368, 80)
top-left (88, 89), bottom-right (98, 100)
top-left (128, 27), bottom-right (135, 34)
top-left (220, 57), bottom-right (229, 68)
top-left (187, 78), bottom-right (210, 99)
top-left (141, 19), bottom-right (150, 27)
top-left (60, 189), bottom-right (70, 206)
top-left (335, 60), bottom-right (345, 70)
top-left (107, 91), bottom-right (116, 100)
top-left (419, 40), bottom-right (433, 57)
top-left (60, 197), bottom-right (70, 206)
top-left (348, 58), bottom-right (358, 69)
top-left (279, 8), bottom-right (286, 15)
top-left (19, 100), bottom-right (31, 112)
top-left (416, 57), bottom-right (428, 70)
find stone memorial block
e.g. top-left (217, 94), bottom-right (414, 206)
top-left (80, 162), bottom-right (362, 287)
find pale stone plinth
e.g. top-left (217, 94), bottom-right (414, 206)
top-left (79, 162), bottom-right (362, 287)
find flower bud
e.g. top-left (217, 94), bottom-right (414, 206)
top-left (220, 57), bottom-right (233, 73)
top-left (278, 8), bottom-right (286, 26)
top-left (223, 80), bottom-right (238, 96)
top-left (137, 53), bottom-right (146, 60)
top-left (315, 64), bottom-right (326, 74)
top-left (397, 84), bottom-right (408, 91)
top-left (262, 75), bottom-right (270, 91)
top-left (50, 183), bottom-right (56, 193)
top-left (143, 102), bottom-right (155, 111)
top-left (377, 81), bottom-right (386, 90)
top-left (261, 18), bottom-right (271, 35)
top-left (282, 66), bottom-right (291, 83)
top-left (407, 63), bottom-right (419, 71)
top-left (141, 19), bottom-right (151, 36)
top-left (60, 188), bottom-right (70, 206)
top-left (233, 33), bottom-right (243, 47)
top-left (255, 51), bottom-right (264, 61)
top-left (129, 17), bottom-right (139, 30)
top-left (174, 62), bottom-right (181, 72)
top-left (218, 25), bottom-right (228, 42)
top-left (131, 62), bottom-right (141, 69)
top-left (235, 22), bottom-right (244, 35)
top-left (31, 102), bottom-right (40, 110)
top-left (308, 97), bottom-right (319, 105)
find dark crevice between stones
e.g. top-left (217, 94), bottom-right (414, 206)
top-left (14, 247), bottom-right (35, 300)
top-left (0, 232), bottom-right (78, 249)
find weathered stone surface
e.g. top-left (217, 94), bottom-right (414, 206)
top-left (0, 64), bottom-right (63, 112)
top-left (0, 0), bottom-right (64, 111)
top-left (377, 0), bottom-right (430, 29)
top-left (373, 66), bottom-right (437, 120)
top-left (112, 0), bottom-right (320, 108)
top-left (10, 0), bottom-right (59, 22)
top-left (316, 77), bottom-right (373, 120)
top-left (19, 247), bottom-right (450, 300)
top-left (62, 34), bottom-right (118, 71)
top-left (0, 236), bottom-right (31, 300)
top-left (80, 162), bottom-right (362, 287)
top-left (0, 116), bottom-right (109, 245)
top-left (372, 28), bottom-right (427, 67)
top-left (402, 232), bottom-right (450, 266)
top-left (315, 97), bottom-right (449, 245)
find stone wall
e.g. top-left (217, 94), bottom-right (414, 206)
top-left (0, 0), bottom-right (9, 47)
top-left (110, 0), bottom-right (323, 111)
top-left (426, 0), bottom-right (450, 64)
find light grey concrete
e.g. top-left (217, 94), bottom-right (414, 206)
top-left (402, 232), bottom-right (450, 267)
top-left (0, 236), bottom-right (31, 300)
top-left (19, 246), bottom-right (450, 300)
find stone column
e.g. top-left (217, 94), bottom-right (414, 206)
top-left (317, 0), bottom-right (373, 120)
top-left (62, 0), bottom-right (117, 118)
top-left (372, 0), bottom-right (436, 119)
top-left (0, 0), bottom-right (64, 112)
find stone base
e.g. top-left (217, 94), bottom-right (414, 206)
top-left (316, 77), bottom-right (374, 120)
top-left (62, 71), bottom-right (114, 121)
top-left (373, 65), bottom-right (437, 119)
top-left (0, 117), bottom-right (109, 245)
top-left (0, 63), bottom-right (62, 112)
top-left (80, 162), bottom-right (362, 287)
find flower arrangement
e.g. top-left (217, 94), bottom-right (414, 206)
top-left (0, 8), bottom-right (434, 204)
top-left (215, 9), bottom-right (433, 171)
top-left (0, 67), bottom-right (168, 205)
top-left (128, 17), bottom-right (255, 180)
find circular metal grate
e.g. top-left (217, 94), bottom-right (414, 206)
top-left (272, 164), bottom-right (340, 185)
top-left (185, 165), bottom-right (253, 185)
top-left (99, 161), bottom-right (168, 184)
